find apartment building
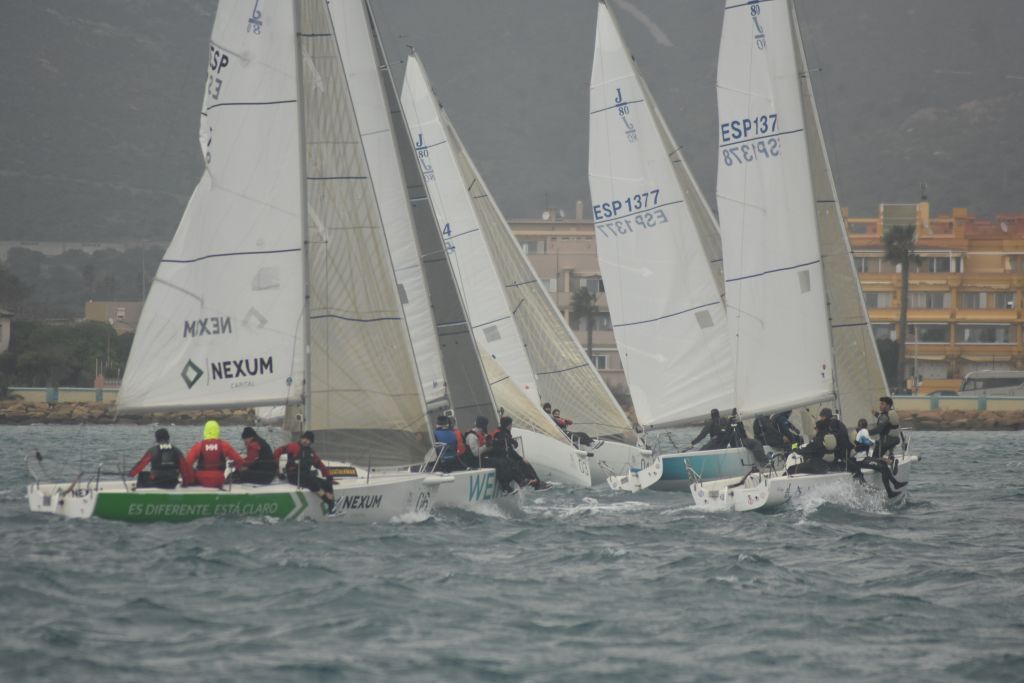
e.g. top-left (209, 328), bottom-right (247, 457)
top-left (512, 201), bottom-right (1024, 397)
top-left (509, 204), bottom-right (628, 395)
top-left (848, 203), bottom-right (1024, 393)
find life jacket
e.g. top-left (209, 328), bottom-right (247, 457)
top-left (196, 439), bottom-right (227, 471)
top-left (465, 429), bottom-right (487, 455)
top-left (454, 429), bottom-right (466, 456)
top-left (434, 428), bottom-right (458, 460)
top-left (149, 443), bottom-right (182, 478)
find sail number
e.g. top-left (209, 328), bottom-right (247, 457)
top-left (722, 139), bottom-right (780, 166)
top-left (592, 189), bottom-right (660, 220)
top-left (720, 114), bottom-right (777, 143)
top-left (207, 46), bottom-right (230, 101)
top-left (594, 208), bottom-right (668, 238)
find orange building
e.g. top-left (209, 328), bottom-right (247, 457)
top-left (848, 203), bottom-right (1024, 394)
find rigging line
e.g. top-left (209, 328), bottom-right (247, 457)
top-left (536, 363), bottom-right (589, 377)
top-left (309, 313), bottom-right (401, 323)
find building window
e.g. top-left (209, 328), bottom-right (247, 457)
top-left (545, 278), bottom-right (558, 294)
top-left (575, 312), bottom-right (612, 332)
top-left (961, 291), bottom-right (1016, 309)
top-left (956, 324), bottom-right (1016, 344)
top-left (914, 256), bottom-right (962, 273)
top-left (573, 276), bottom-right (604, 294)
top-left (908, 323), bottom-right (949, 343)
top-left (591, 354), bottom-right (608, 370)
top-left (519, 240), bottom-right (546, 255)
top-left (115, 307), bottom-right (127, 321)
top-left (854, 256), bottom-right (881, 273)
top-left (862, 292), bottom-right (893, 308)
top-left (872, 323), bottom-right (894, 341)
top-left (907, 292), bottom-right (949, 309)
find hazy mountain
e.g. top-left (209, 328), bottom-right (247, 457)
top-left (2, 0), bottom-right (1022, 243)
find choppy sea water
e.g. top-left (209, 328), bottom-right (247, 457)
top-left (1, 424), bottom-right (1022, 683)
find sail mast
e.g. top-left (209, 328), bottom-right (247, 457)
top-left (294, 0), bottom-right (313, 429)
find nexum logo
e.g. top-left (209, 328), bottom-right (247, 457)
top-left (183, 316), bottom-right (232, 338)
top-left (181, 360), bottom-right (204, 389)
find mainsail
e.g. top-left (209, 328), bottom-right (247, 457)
top-left (297, 0), bottom-right (433, 465)
top-left (789, 0), bottom-right (888, 418)
top-left (588, 0), bottom-right (734, 429)
top-left (330, 0), bottom-right (446, 409)
top-left (119, 0), bottom-right (305, 413)
top-left (716, 0), bottom-right (835, 417)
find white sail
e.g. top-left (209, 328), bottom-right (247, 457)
top-left (588, 1), bottom-right (734, 428)
top-left (119, 0), bottom-right (304, 413)
top-left (442, 104), bottom-right (636, 442)
top-left (331, 0), bottom-right (446, 408)
top-left (297, 0), bottom-right (433, 465)
top-left (715, 0), bottom-right (836, 417)
top-left (790, 0), bottom-right (888, 419)
top-left (344, 0), bottom-right (500, 432)
top-left (400, 53), bottom-right (541, 406)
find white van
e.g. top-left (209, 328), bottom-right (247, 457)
top-left (959, 370), bottom-right (1024, 397)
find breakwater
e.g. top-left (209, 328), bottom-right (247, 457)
top-left (0, 400), bottom-right (252, 425)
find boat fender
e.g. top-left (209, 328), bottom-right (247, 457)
top-left (785, 453), bottom-right (803, 471)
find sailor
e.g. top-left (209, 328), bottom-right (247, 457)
top-left (488, 415), bottom-right (546, 491)
top-left (433, 414), bottom-right (467, 472)
top-left (552, 408), bottom-right (595, 447)
top-left (869, 396), bottom-right (902, 458)
top-left (230, 426), bottom-right (278, 485)
top-left (691, 409), bottom-right (728, 450)
top-left (129, 428), bottom-right (193, 489)
top-left (463, 416), bottom-right (490, 467)
top-left (853, 418), bottom-right (874, 455)
top-left (770, 410), bottom-right (802, 447)
top-left (790, 415), bottom-right (833, 475)
top-left (185, 420), bottom-right (247, 489)
top-left (274, 431), bottom-right (336, 512)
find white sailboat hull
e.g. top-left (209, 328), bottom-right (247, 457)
top-left (27, 472), bottom-right (443, 523)
top-left (362, 465), bottom-right (521, 515)
top-left (607, 446), bottom-right (753, 492)
top-left (587, 440), bottom-right (653, 486)
top-left (690, 454), bottom-right (914, 512)
top-left (513, 428), bottom-right (592, 488)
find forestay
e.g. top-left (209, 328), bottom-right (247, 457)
top-left (400, 53), bottom-right (541, 406)
top-left (443, 106), bottom-right (636, 442)
top-left (789, 0), bottom-right (888, 419)
top-left (298, 0), bottom-right (431, 466)
top-left (588, 1), bottom-right (733, 428)
top-left (330, 0), bottom-right (446, 408)
top-left (119, 0), bottom-right (305, 413)
top-left (715, 0), bottom-right (835, 418)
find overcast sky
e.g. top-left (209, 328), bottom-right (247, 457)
top-left (2, 0), bottom-right (1022, 241)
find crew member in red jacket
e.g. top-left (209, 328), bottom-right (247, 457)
top-left (129, 428), bottom-right (193, 488)
top-left (273, 431), bottom-right (336, 512)
top-left (185, 420), bottom-right (247, 488)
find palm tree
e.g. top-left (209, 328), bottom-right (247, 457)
top-left (570, 286), bottom-right (598, 360)
top-left (882, 224), bottom-right (918, 390)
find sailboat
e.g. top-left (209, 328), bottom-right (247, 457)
top-left (588, 0), bottom-right (752, 492)
top-left (326, 0), bottom-right (521, 511)
top-left (691, 0), bottom-right (913, 511)
top-left (27, 0), bottom-right (452, 523)
top-left (401, 52), bottom-right (649, 488)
